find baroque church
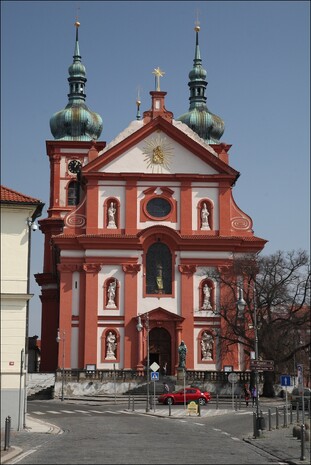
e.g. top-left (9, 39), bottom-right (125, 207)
top-left (35, 21), bottom-right (266, 375)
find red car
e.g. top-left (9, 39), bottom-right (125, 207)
top-left (158, 387), bottom-right (211, 406)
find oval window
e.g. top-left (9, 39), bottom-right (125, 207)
top-left (146, 198), bottom-right (171, 218)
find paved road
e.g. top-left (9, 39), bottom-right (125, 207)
top-left (1, 399), bottom-right (310, 464)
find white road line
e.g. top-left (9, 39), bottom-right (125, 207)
top-left (178, 420), bottom-right (187, 423)
top-left (60, 410), bottom-right (75, 413)
top-left (104, 410), bottom-right (121, 414)
top-left (88, 410), bottom-right (103, 413)
top-left (32, 411), bottom-right (45, 415)
top-left (213, 428), bottom-right (221, 431)
top-left (221, 431), bottom-right (230, 435)
top-left (231, 437), bottom-right (241, 441)
top-left (194, 422), bottom-right (205, 426)
top-left (74, 410), bottom-right (90, 414)
top-left (46, 411), bottom-right (61, 414)
top-left (10, 450), bottom-right (36, 464)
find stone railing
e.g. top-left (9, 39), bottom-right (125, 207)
top-left (55, 369), bottom-right (263, 384)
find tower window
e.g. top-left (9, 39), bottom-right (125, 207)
top-left (68, 181), bottom-right (80, 206)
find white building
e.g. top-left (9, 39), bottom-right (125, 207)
top-left (1, 185), bottom-right (43, 430)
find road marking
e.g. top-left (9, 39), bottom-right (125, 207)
top-left (32, 411), bottom-right (45, 415)
top-left (60, 410), bottom-right (75, 413)
top-left (88, 410), bottom-right (103, 413)
top-left (104, 410), bottom-right (121, 414)
top-left (221, 431), bottom-right (230, 435)
top-left (194, 422), bottom-right (205, 426)
top-left (231, 437), bottom-right (241, 441)
top-left (213, 428), bottom-right (221, 431)
top-left (10, 449), bottom-right (36, 463)
top-left (74, 410), bottom-right (90, 414)
top-left (46, 410), bottom-right (61, 414)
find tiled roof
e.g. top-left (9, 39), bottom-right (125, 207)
top-left (0, 185), bottom-right (41, 205)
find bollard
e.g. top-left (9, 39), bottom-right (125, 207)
top-left (234, 396), bottom-right (237, 411)
top-left (128, 394), bottom-right (130, 410)
top-left (239, 394), bottom-right (241, 410)
top-left (300, 423), bottom-right (306, 461)
top-left (131, 396), bottom-right (135, 411)
top-left (216, 394), bottom-right (219, 410)
top-left (4, 416), bottom-right (11, 451)
top-left (268, 408), bottom-right (272, 431)
top-left (169, 402), bottom-right (171, 416)
top-left (290, 404), bottom-right (293, 424)
top-left (296, 403), bottom-right (300, 423)
top-left (276, 407), bottom-right (279, 429)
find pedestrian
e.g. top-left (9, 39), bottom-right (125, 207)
top-left (162, 362), bottom-right (167, 376)
top-left (243, 384), bottom-right (250, 407)
top-left (251, 386), bottom-right (257, 407)
top-left (163, 383), bottom-right (169, 393)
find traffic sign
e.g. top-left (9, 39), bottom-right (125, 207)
top-left (228, 373), bottom-right (238, 383)
top-left (280, 375), bottom-right (291, 386)
top-left (250, 360), bottom-right (274, 371)
top-left (151, 372), bottom-right (159, 381)
top-left (150, 362), bottom-right (160, 372)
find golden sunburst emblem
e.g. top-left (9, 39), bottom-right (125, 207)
top-left (142, 135), bottom-right (174, 172)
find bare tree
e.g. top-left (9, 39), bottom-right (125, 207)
top-left (211, 250), bottom-right (310, 394)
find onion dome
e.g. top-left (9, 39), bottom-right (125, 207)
top-left (177, 25), bottom-right (224, 144)
top-left (50, 21), bottom-right (103, 141)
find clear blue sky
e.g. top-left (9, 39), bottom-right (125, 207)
top-left (1, 1), bottom-right (310, 337)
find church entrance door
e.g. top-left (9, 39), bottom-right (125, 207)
top-left (149, 327), bottom-right (171, 375)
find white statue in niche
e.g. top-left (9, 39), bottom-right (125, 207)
top-left (201, 331), bottom-right (213, 360)
top-left (107, 201), bottom-right (117, 229)
top-left (201, 203), bottom-right (210, 230)
top-left (201, 283), bottom-right (212, 310)
top-left (107, 280), bottom-right (117, 308)
top-left (106, 331), bottom-right (117, 359)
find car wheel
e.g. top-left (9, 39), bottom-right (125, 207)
top-left (165, 397), bottom-right (174, 405)
top-left (198, 398), bottom-right (206, 406)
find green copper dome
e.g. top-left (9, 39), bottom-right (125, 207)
top-left (50, 22), bottom-right (103, 141)
top-left (177, 25), bottom-right (224, 144)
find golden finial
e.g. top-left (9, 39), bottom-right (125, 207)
top-left (136, 85), bottom-right (141, 105)
top-left (152, 67), bottom-right (165, 91)
top-left (75, 5), bottom-right (80, 27)
top-left (195, 8), bottom-right (200, 32)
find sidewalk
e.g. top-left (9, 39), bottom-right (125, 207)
top-left (1, 414), bottom-right (62, 464)
top-left (1, 402), bottom-right (310, 464)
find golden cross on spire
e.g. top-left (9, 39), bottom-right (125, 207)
top-left (152, 67), bottom-right (165, 91)
top-left (195, 8), bottom-right (200, 31)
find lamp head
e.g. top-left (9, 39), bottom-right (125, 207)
top-left (136, 315), bottom-right (143, 332)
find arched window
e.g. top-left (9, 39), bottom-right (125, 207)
top-left (146, 242), bottom-right (172, 295)
top-left (68, 181), bottom-right (80, 206)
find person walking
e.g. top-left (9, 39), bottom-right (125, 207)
top-left (243, 384), bottom-right (250, 407)
top-left (251, 386), bottom-right (257, 407)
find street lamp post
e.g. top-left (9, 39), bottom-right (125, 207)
top-left (237, 285), bottom-right (260, 438)
top-left (136, 313), bottom-right (150, 412)
top-left (56, 329), bottom-right (66, 401)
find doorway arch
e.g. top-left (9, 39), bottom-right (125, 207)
top-left (149, 327), bottom-right (171, 375)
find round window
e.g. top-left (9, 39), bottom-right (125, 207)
top-left (146, 198), bottom-right (171, 218)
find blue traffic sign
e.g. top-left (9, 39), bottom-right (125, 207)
top-left (280, 375), bottom-right (291, 386)
top-left (151, 372), bottom-right (159, 381)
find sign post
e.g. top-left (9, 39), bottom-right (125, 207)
top-left (150, 362), bottom-right (160, 413)
top-left (228, 372), bottom-right (238, 410)
top-left (281, 375), bottom-right (291, 424)
top-left (297, 364), bottom-right (304, 424)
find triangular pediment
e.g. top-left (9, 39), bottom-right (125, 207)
top-left (147, 307), bottom-right (184, 322)
top-left (83, 117), bottom-right (238, 179)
